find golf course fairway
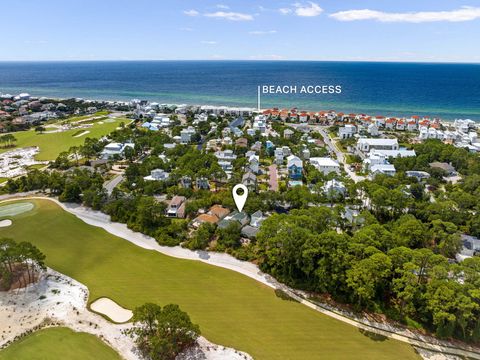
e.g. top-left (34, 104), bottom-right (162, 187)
top-left (0, 199), bottom-right (421, 360)
top-left (0, 118), bottom-right (127, 160)
top-left (0, 327), bottom-right (121, 360)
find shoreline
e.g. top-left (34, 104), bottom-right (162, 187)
top-left (1, 91), bottom-right (478, 122)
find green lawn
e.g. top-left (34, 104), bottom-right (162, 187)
top-left (0, 199), bottom-right (420, 360)
top-left (0, 327), bottom-right (121, 360)
top-left (0, 119), bottom-right (127, 160)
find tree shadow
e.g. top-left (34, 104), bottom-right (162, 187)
top-left (274, 289), bottom-right (298, 302)
top-left (358, 329), bottom-right (387, 342)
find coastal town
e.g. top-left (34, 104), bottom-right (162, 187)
top-left (2, 91), bottom-right (480, 360)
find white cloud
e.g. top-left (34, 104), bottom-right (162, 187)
top-left (330, 6), bottom-right (480, 23)
top-left (201, 40), bottom-right (218, 45)
top-left (179, 27), bottom-right (194, 32)
top-left (279, 8), bottom-right (292, 15)
top-left (216, 4), bottom-right (230, 9)
top-left (249, 54), bottom-right (285, 60)
top-left (184, 9), bottom-right (199, 17)
top-left (294, 2), bottom-right (323, 17)
top-left (204, 11), bottom-right (254, 21)
top-left (249, 30), bottom-right (277, 35)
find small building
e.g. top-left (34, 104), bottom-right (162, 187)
top-left (250, 210), bottom-right (266, 227)
top-left (144, 169), bottom-right (170, 181)
top-left (322, 179), bottom-right (346, 197)
top-left (284, 129), bottom-right (294, 139)
top-left (429, 162), bottom-right (457, 176)
top-left (248, 154), bottom-right (260, 174)
top-left (242, 172), bottom-right (257, 190)
top-left (217, 211), bottom-right (250, 229)
top-left (166, 196), bottom-right (186, 218)
top-left (180, 126), bottom-right (196, 144)
top-left (196, 177), bottom-right (210, 190)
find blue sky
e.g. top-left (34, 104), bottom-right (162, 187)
top-left (2, 0), bottom-right (480, 62)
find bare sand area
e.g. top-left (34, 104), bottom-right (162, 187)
top-left (90, 298), bottom-right (133, 323)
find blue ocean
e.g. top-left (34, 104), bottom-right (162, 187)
top-left (0, 61), bottom-right (479, 120)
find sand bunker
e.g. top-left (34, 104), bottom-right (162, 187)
top-left (90, 298), bottom-right (133, 323)
top-left (0, 219), bottom-right (12, 227)
top-left (0, 202), bottom-right (34, 217)
top-left (73, 130), bottom-right (90, 138)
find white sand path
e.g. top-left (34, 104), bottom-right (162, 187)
top-left (73, 130), bottom-right (90, 138)
top-left (1, 195), bottom-right (480, 359)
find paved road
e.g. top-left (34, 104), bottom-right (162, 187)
top-left (268, 164), bottom-right (278, 191)
top-left (103, 174), bottom-right (124, 195)
top-left (313, 125), bottom-right (366, 183)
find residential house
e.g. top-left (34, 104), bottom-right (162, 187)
top-left (284, 129), bottom-right (294, 139)
top-left (217, 211), bottom-right (250, 229)
top-left (287, 155), bottom-right (303, 180)
top-left (250, 210), bottom-right (266, 227)
top-left (309, 157), bottom-right (340, 175)
top-left (196, 177), bottom-right (210, 190)
top-left (180, 176), bottom-right (192, 188)
top-left (367, 123), bottom-right (379, 136)
top-left (356, 138), bottom-right (399, 153)
top-left (338, 124), bottom-right (356, 139)
top-left (180, 126), bottom-right (196, 144)
top-left (322, 179), bottom-right (346, 197)
top-left (101, 142), bottom-right (135, 159)
top-left (144, 169), bottom-right (170, 181)
top-left (242, 172), bottom-right (257, 190)
top-left (248, 154), bottom-right (260, 174)
top-left (166, 196), bottom-right (186, 218)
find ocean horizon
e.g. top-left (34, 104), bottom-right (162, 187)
top-left (1, 60), bottom-right (479, 120)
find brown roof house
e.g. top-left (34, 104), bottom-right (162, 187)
top-left (166, 196), bottom-right (187, 218)
top-left (191, 205), bottom-right (230, 228)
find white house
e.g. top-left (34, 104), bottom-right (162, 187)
top-left (338, 124), bottom-right (356, 139)
top-left (101, 142), bottom-right (134, 159)
top-left (367, 123), bottom-right (379, 136)
top-left (370, 164), bottom-right (396, 177)
top-left (248, 154), bottom-right (260, 174)
top-left (180, 126), bottom-right (196, 144)
top-left (356, 138), bottom-right (399, 153)
top-left (144, 169), bottom-right (170, 181)
top-left (309, 157), bottom-right (341, 175)
top-left (322, 179), bottom-right (346, 197)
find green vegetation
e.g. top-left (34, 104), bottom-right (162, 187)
top-left (0, 237), bottom-right (46, 290)
top-left (0, 327), bottom-right (121, 360)
top-left (0, 199), bottom-right (419, 360)
top-left (128, 303), bottom-right (200, 360)
top-left (0, 119), bottom-right (127, 160)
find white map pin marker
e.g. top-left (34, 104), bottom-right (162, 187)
top-left (232, 184), bottom-right (248, 212)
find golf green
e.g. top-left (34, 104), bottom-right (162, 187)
top-left (0, 119), bottom-right (128, 160)
top-left (0, 327), bottom-right (121, 360)
top-left (0, 199), bottom-right (420, 360)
